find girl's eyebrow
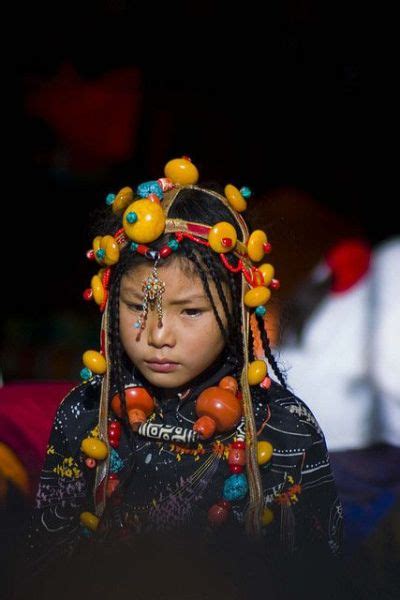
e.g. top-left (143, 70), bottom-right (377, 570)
top-left (122, 289), bottom-right (208, 305)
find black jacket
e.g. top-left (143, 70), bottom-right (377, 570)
top-left (14, 357), bottom-right (344, 599)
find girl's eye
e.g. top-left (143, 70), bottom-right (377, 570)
top-left (183, 308), bottom-right (203, 317)
top-left (127, 303), bottom-right (143, 312)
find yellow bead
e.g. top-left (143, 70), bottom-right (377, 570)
top-left (123, 199), bottom-right (165, 243)
top-left (80, 437), bottom-right (108, 460)
top-left (257, 441), bottom-right (273, 465)
top-left (92, 236), bottom-right (102, 253)
top-left (259, 263), bottom-right (275, 287)
top-left (224, 184), bottom-right (247, 212)
top-left (164, 158), bottom-right (199, 185)
top-left (113, 186), bottom-right (133, 214)
top-left (244, 286), bottom-right (271, 307)
top-left (248, 360), bottom-right (267, 385)
top-left (91, 275), bottom-right (105, 306)
top-left (261, 507), bottom-right (274, 526)
top-left (80, 511), bottom-right (99, 531)
top-left (101, 235), bottom-right (120, 265)
top-left (247, 230), bottom-right (268, 262)
top-left (82, 350), bottom-right (107, 374)
top-left (208, 221), bottom-right (238, 253)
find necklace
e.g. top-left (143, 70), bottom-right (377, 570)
top-left (80, 374), bottom-right (251, 535)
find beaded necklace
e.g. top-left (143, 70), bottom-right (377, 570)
top-left (79, 373), bottom-right (274, 535)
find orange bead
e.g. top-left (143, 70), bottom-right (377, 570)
top-left (193, 415), bottom-right (216, 439)
top-left (111, 386), bottom-right (154, 424)
top-left (194, 386), bottom-right (242, 437)
top-left (218, 376), bottom-right (238, 395)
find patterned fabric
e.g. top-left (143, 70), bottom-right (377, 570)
top-left (16, 358), bottom-right (344, 591)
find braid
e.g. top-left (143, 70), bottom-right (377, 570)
top-left (256, 313), bottom-right (287, 388)
top-left (178, 239), bottom-right (265, 534)
top-left (181, 244), bottom-right (229, 343)
top-left (109, 266), bottom-right (136, 451)
top-left (196, 245), bottom-right (236, 337)
top-left (248, 320), bottom-right (256, 363)
top-left (228, 273), bottom-right (245, 370)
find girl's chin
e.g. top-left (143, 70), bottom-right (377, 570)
top-left (143, 368), bottom-right (188, 388)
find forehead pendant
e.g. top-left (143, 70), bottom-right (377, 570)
top-left (134, 258), bottom-right (166, 331)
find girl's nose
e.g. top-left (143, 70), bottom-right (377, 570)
top-left (146, 308), bottom-right (175, 348)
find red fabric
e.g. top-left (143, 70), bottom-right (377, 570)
top-left (0, 381), bottom-right (76, 497)
top-left (25, 63), bottom-right (142, 171)
top-left (325, 238), bottom-right (372, 293)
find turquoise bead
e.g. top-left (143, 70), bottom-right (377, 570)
top-left (222, 473), bottom-right (248, 501)
top-left (126, 212), bottom-right (138, 224)
top-left (96, 248), bottom-right (106, 260)
top-left (137, 181), bottom-right (163, 199)
top-left (80, 367), bottom-right (92, 381)
top-left (105, 193), bottom-right (116, 205)
top-left (110, 448), bottom-right (124, 473)
top-left (81, 526), bottom-right (92, 537)
top-left (255, 305), bottom-right (267, 317)
top-left (130, 242), bottom-right (139, 251)
top-left (240, 186), bottom-right (252, 199)
top-left (168, 239), bottom-right (179, 251)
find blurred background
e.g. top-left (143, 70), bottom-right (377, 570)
top-left (2, 1), bottom-right (399, 598)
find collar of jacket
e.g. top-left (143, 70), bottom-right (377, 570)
top-left (117, 350), bottom-right (241, 413)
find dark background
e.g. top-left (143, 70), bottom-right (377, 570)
top-left (5, 0), bottom-right (373, 380)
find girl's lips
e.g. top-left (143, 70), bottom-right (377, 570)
top-left (145, 361), bottom-right (179, 373)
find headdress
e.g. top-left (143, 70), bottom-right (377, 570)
top-left (79, 157), bottom-right (280, 537)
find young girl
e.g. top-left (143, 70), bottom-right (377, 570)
top-left (16, 157), bottom-right (344, 598)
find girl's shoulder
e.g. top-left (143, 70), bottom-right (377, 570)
top-left (254, 380), bottom-right (326, 452)
top-left (266, 380), bottom-right (324, 438)
top-left (51, 376), bottom-right (102, 455)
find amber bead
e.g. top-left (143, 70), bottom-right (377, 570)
top-left (81, 437), bottom-right (108, 460)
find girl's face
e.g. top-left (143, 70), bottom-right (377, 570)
top-left (119, 259), bottom-right (232, 391)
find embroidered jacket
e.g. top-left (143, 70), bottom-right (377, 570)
top-left (16, 356), bottom-right (343, 594)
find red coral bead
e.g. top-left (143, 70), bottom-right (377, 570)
top-left (208, 503), bottom-right (230, 526)
top-left (263, 242), bottom-right (272, 254)
top-left (160, 246), bottom-right (173, 258)
top-left (86, 249), bottom-right (95, 260)
top-left (108, 421), bottom-right (121, 434)
top-left (108, 435), bottom-right (121, 448)
top-left (229, 464), bottom-right (244, 474)
top-left (106, 477), bottom-right (120, 497)
top-left (232, 440), bottom-right (246, 449)
top-left (216, 499), bottom-right (231, 510)
top-left (260, 376), bottom-right (272, 390)
top-left (83, 288), bottom-right (93, 301)
top-left (270, 279), bottom-right (280, 290)
top-left (228, 447), bottom-right (246, 466)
